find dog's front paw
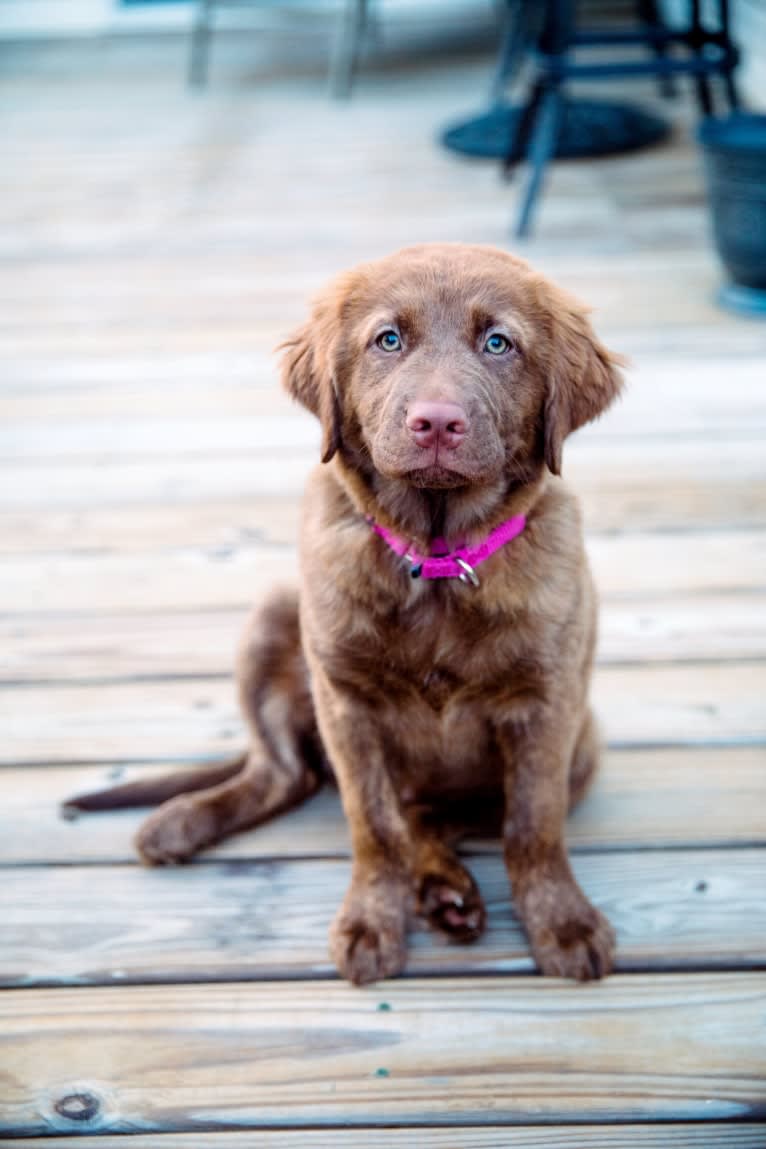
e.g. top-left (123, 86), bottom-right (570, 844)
top-left (520, 883), bottom-right (615, 981)
top-left (417, 866), bottom-right (486, 943)
top-left (135, 797), bottom-right (214, 865)
top-left (330, 881), bottom-right (409, 985)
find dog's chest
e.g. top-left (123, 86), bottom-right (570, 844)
top-left (382, 636), bottom-right (503, 771)
top-left (388, 687), bottom-right (501, 795)
top-left (380, 596), bottom-right (521, 698)
top-left (420, 666), bottom-right (458, 711)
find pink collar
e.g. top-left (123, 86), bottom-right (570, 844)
top-left (368, 514), bottom-right (526, 587)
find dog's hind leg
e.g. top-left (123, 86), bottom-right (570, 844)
top-left (134, 587), bottom-right (324, 864)
top-left (66, 588), bottom-right (324, 864)
top-left (134, 736), bottom-right (321, 864)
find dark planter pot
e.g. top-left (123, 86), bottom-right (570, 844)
top-left (698, 113), bottom-right (766, 315)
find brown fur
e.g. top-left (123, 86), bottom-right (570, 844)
top-left (66, 243), bottom-right (623, 984)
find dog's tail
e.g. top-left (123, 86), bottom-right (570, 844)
top-left (62, 753), bottom-right (248, 813)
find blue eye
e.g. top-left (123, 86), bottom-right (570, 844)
top-left (376, 330), bottom-right (402, 352)
top-left (484, 333), bottom-right (512, 355)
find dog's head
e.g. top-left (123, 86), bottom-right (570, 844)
top-left (280, 244), bottom-right (622, 531)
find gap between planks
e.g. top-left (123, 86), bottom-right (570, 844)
top-left (13, 1127), bottom-right (766, 1148)
top-left (2, 849), bottom-right (765, 988)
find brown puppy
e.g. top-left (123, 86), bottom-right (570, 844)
top-left (67, 243), bottom-right (623, 985)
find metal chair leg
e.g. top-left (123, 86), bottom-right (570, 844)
top-left (329, 0), bottom-right (369, 100)
top-left (503, 78), bottom-right (544, 180)
top-left (690, 0), bottom-right (715, 115)
top-left (188, 0), bottom-right (213, 87)
top-left (515, 84), bottom-right (562, 238)
top-left (638, 0), bottom-right (677, 99)
top-left (723, 68), bottom-right (741, 110)
top-left (490, 0), bottom-right (528, 107)
top-left (719, 0), bottom-right (741, 110)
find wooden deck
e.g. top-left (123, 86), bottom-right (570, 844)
top-left (1, 30), bottom-right (765, 1145)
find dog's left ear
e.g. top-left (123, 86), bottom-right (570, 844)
top-left (279, 299), bottom-right (343, 464)
top-left (544, 303), bottom-right (624, 475)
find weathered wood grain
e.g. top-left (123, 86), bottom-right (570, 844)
top-left (0, 499), bottom-right (301, 555)
top-left (591, 661), bottom-right (766, 747)
top-left (2, 661), bottom-right (763, 763)
top-left (2, 357), bottom-right (765, 447)
top-left (598, 595), bottom-right (766, 664)
top-left (2, 594), bottom-right (764, 685)
top-left (3, 747), bottom-right (763, 865)
top-left (0, 438), bottom-right (763, 512)
top-left (0, 241), bottom-right (743, 341)
top-left (2, 975), bottom-right (764, 1135)
top-left (6, 317), bottom-right (765, 397)
top-left (14, 1129), bottom-right (766, 1148)
top-left (2, 850), bottom-right (763, 988)
top-left (2, 487), bottom-right (766, 561)
top-left (0, 530), bottom-right (764, 613)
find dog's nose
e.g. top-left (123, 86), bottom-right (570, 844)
top-left (406, 401), bottom-right (468, 450)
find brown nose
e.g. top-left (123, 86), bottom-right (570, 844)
top-left (406, 401), bottom-right (468, 450)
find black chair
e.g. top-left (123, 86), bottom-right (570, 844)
top-left (499, 0), bottom-right (740, 236)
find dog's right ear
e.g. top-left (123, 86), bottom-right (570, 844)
top-left (279, 311), bottom-right (342, 464)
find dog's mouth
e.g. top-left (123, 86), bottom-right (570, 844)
top-left (369, 431), bottom-right (504, 490)
top-left (402, 463), bottom-right (472, 489)
top-left (373, 450), bottom-right (498, 490)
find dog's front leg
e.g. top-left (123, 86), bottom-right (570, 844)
top-left (312, 670), bottom-right (416, 985)
top-left (498, 707), bottom-right (615, 981)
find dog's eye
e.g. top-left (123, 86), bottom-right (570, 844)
top-left (376, 330), bottom-right (402, 352)
top-left (484, 333), bottom-right (513, 355)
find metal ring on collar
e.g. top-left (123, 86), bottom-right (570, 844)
top-left (456, 557), bottom-right (480, 587)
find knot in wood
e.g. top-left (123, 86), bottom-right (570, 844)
top-left (54, 1092), bottom-right (100, 1122)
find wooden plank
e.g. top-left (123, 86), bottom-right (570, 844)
top-left (0, 415), bottom-right (323, 459)
top-left (0, 257), bottom-right (747, 341)
top-left (2, 662), bottom-right (763, 764)
top-left (3, 975), bottom-right (764, 1134)
top-left (0, 606), bottom-right (245, 683)
top-left (0, 453), bottom-right (315, 509)
top-left (5, 315), bottom-right (764, 398)
top-left (0, 531), bottom-right (764, 614)
top-left (2, 487), bottom-right (766, 562)
top-left (3, 369), bottom-right (765, 456)
top-left (598, 595), bottom-right (766, 664)
top-left (2, 358), bottom-right (765, 445)
top-left (0, 253), bottom-right (744, 347)
top-left (3, 849), bottom-right (764, 988)
top-left (591, 661), bottom-right (766, 748)
top-left (3, 595), bottom-right (765, 685)
top-left (3, 746), bottom-right (763, 865)
top-left (0, 501), bottom-right (303, 555)
top-left (14, 1128), bottom-right (766, 1148)
top-left (0, 437), bottom-right (762, 511)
